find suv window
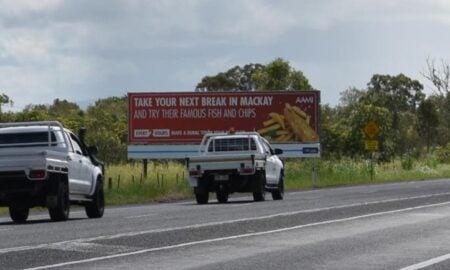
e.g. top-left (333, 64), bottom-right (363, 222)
top-left (259, 137), bottom-right (273, 154)
top-left (208, 137), bottom-right (257, 152)
top-left (0, 132), bottom-right (58, 147)
top-left (68, 133), bottom-right (86, 156)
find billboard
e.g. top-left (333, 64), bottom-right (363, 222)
top-left (128, 91), bottom-right (320, 159)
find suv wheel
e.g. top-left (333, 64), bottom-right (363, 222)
top-left (86, 179), bottom-right (105, 218)
top-left (194, 187), bottom-right (209, 204)
top-left (9, 203), bottom-right (29, 223)
top-left (49, 182), bottom-right (70, 222)
top-left (271, 174), bottom-right (284, 200)
top-left (253, 172), bottom-right (266, 202)
top-left (216, 191), bottom-right (229, 203)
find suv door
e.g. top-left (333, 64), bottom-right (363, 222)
top-left (260, 139), bottom-right (282, 185)
top-left (67, 132), bottom-right (93, 194)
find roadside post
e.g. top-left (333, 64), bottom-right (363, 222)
top-left (363, 121), bottom-right (380, 181)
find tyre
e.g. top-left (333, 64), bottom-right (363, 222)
top-left (216, 191), bottom-right (229, 203)
top-left (194, 187), bottom-right (209, 204)
top-left (253, 172), bottom-right (266, 202)
top-left (271, 173), bottom-right (284, 200)
top-left (9, 204), bottom-right (29, 223)
top-left (85, 179), bottom-right (105, 218)
top-left (49, 182), bottom-right (70, 221)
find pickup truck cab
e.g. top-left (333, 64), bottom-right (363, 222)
top-left (0, 121), bottom-right (104, 223)
top-left (186, 131), bottom-right (284, 204)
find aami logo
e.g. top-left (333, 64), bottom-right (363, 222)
top-left (295, 96), bottom-right (314, 104)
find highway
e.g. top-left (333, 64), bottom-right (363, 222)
top-left (1, 179), bottom-right (450, 269)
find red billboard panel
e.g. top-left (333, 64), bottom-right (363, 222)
top-left (128, 91), bottom-right (320, 144)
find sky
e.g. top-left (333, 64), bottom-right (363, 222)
top-left (1, 0), bottom-right (450, 111)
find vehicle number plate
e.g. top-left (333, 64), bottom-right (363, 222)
top-left (215, 175), bottom-right (229, 181)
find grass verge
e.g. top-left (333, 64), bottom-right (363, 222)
top-left (103, 158), bottom-right (450, 205)
top-left (2, 158), bottom-right (450, 216)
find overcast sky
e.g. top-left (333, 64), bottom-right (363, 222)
top-left (1, 0), bottom-right (450, 111)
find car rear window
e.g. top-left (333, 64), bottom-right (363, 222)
top-left (0, 132), bottom-right (58, 147)
top-left (208, 137), bottom-right (257, 152)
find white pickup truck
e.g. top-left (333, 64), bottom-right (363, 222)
top-left (186, 131), bottom-right (284, 204)
top-left (0, 121), bottom-right (104, 223)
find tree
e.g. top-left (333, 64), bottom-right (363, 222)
top-left (196, 58), bottom-right (312, 92)
top-left (422, 58), bottom-right (450, 148)
top-left (320, 104), bottom-right (345, 159)
top-left (422, 57), bottom-right (450, 96)
top-left (339, 87), bottom-right (365, 108)
top-left (84, 96), bottom-right (128, 164)
top-left (14, 99), bottom-right (84, 131)
top-left (364, 74), bottom-right (425, 112)
top-left (417, 99), bottom-right (439, 152)
top-left (252, 58), bottom-right (312, 90)
top-left (362, 74), bottom-right (425, 155)
top-left (344, 104), bottom-right (393, 160)
top-left (196, 63), bottom-right (264, 92)
top-left (0, 93), bottom-right (12, 118)
top-left (15, 104), bottom-right (51, 122)
top-left (48, 99), bottom-right (84, 131)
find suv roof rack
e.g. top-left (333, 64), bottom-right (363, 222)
top-left (0, 121), bottom-right (64, 128)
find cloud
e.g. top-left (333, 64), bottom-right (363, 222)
top-left (0, 0), bottom-right (450, 110)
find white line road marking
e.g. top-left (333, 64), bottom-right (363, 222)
top-left (48, 242), bottom-right (140, 255)
top-left (398, 253), bottom-right (450, 270)
top-left (126, 213), bottom-right (160, 219)
top-left (2, 192), bottom-right (450, 255)
top-left (24, 201), bottom-right (450, 270)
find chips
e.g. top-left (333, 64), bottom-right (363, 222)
top-left (258, 103), bottom-right (319, 142)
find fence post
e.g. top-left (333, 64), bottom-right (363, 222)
top-left (108, 177), bottom-right (112, 190)
top-left (143, 159), bottom-right (148, 178)
top-left (311, 160), bottom-right (317, 188)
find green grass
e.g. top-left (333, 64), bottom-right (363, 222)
top-left (284, 158), bottom-right (450, 190)
top-left (104, 161), bottom-right (191, 205)
top-left (103, 158), bottom-right (450, 205)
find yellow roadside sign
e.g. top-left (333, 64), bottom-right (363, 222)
top-left (365, 140), bottom-right (379, 151)
top-left (364, 121), bottom-right (380, 139)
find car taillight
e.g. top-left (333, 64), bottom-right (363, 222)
top-left (189, 170), bottom-right (202, 177)
top-left (29, 170), bottom-right (46, 179)
top-left (240, 167), bottom-right (254, 175)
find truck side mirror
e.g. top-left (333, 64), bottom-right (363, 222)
top-left (87, 146), bottom-right (98, 155)
top-left (274, 148), bottom-right (283, 155)
top-left (78, 127), bottom-right (87, 143)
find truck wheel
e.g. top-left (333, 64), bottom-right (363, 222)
top-left (271, 174), bottom-right (284, 200)
top-left (85, 179), bottom-right (105, 218)
top-left (216, 191), bottom-right (229, 203)
top-left (49, 182), bottom-right (70, 222)
top-left (9, 204), bottom-right (29, 223)
top-left (253, 172), bottom-right (266, 202)
top-left (194, 187), bottom-right (209, 204)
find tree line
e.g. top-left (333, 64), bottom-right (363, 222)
top-left (0, 57), bottom-right (449, 164)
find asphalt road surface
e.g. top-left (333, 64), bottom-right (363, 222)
top-left (2, 179), bottom-right (450, 269)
